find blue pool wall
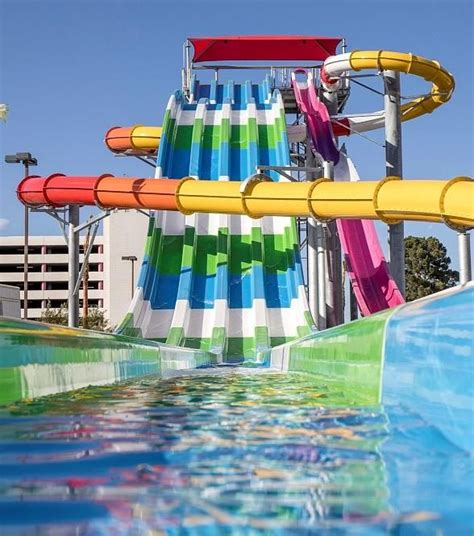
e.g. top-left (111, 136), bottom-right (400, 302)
top-left (382, 282), bottom-right (474, 452)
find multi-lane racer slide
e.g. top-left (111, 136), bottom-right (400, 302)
top-left (4, 38), bottom-right (473, 419)
top-left (292, 69), bottom-right (404, 315)
top-left (101, 47), bottom-right (456, 318)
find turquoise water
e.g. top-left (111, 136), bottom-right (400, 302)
top-left (0, 368), bottom-right (472, 534)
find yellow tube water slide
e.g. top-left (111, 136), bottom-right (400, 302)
top-left (105, 126), bottom-right (162, 154)
top-left (323, 50), bottom-right (455, 123)
top-left (175, 176), bottom-right (473, 229)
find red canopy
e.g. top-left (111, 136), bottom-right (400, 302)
top-left (189, 36), bottom-right (342, 63)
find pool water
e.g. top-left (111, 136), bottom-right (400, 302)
top-left (0, 367), bottom-right (472, 534)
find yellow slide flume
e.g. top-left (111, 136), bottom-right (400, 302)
top-left (325, 50), bottom-right (455, 123)
top-left (176, 176), bottom-right (473, 230)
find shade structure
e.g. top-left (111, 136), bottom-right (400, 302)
top-left (189, 36), bottom-right (342, 63)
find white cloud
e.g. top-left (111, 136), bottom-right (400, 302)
top-left (0, 218), bottom-right (10, 230)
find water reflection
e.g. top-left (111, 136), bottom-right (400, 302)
top-left (0, 369), bottom-right (469, 534)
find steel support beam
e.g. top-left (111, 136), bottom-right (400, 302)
top-left (257, 164), bottom-right (322, 182)
top-left (305, 145), bottom-right (322, 328)
top-left (321, 84), bottom-right (344, 326)
top-left (73, 220), bottom-right (100, 296)
top-left (325, 221), bottom-right (343, 326)
top-left (458, 232), bottom-right (472, 284)
top-left (322, 160), bottom-right (343, 326)
top-left (349, 284), bottom-right (359, 321)
top-left (67, 205), bottom-right (80, 327)
top-left (316, 221), bottom-right (327, 330)
top-left (384, 70), bottom-right (405, 296)
top-left (307, 217), bottom-right (319, 325)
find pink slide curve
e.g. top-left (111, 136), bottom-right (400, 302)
top-left (292, 70), bottom-right (340, 164)
top-left (334, 157), bottom-right (404, 315)
top-left (292, 70), bottom-right (404, 316)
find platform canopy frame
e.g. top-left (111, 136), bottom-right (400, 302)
top-left (182, 35), bottom-right (343, 92)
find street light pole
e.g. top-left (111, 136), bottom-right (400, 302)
top-left (5, 152), bottom-right (38, 320)
top-left (122, 256), bottom-right (138, 300)
top-left (23, 162), bottom-right (30, 321)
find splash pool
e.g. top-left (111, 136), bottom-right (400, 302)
top-left (1, 368), bottom-right (472, 534)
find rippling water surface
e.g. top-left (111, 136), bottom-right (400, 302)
top-left (0, 367), bottom-right (472, 535)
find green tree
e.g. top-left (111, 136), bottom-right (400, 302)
top-left (40, 302), bottom-right (110, 332)
top-left (404, 235), bottom-right (459, 301)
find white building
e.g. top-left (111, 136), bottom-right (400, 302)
top-left (0, 284), bottom-right (21, 318)
top-left (103, 210), bottom-right (148, 327)
top-left (0, 210), bottom-right (148, 328)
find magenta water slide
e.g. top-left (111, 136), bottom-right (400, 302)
top-left (292, 70), bottom-right (404, 316)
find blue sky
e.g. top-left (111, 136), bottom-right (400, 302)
top-left (1, 0), bottom-right (472, 268)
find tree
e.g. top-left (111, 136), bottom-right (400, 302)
top-left (40, 302), bottom-right (110, 332)
top-left (404, 235), bottom-right (459, 302)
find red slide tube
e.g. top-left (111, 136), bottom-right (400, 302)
top-left (17, 175), bottom-right (180, 211)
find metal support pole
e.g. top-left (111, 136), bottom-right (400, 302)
top-left (83, 227), bottom-right (90, 329)
top-left (322, 161), bottom-right (343, 326)
top-left (316, 222), bottom-right (327, 330)
top-left (131, 258), bottom-right (136, 299)
top-left (23, 162), bottom-right (29, 320)
top-left (305, 142), bottom-right (320, 327)
top-left (458, 232), bottom-right (472, 284)
top-left (5, 154), bottom-right (37, 318)
top-left (326, 221), bottom-right (344, 325)
top-left (333, 228), bottom-right (343, 325)
top-left (184, 40), bottom-right (192, 95)
top-left (67, 205), bottom-right (80, 327)
top-left (315, 163), bottom-right (330, 330)
top-left (321, 81), bottom-right (344, 326)
top-left (350, 284), bottom-right (358, 321)
top-left (307, 217), bottom-right (319, 324)
top-left (384, 70), bottom-right (405, 296)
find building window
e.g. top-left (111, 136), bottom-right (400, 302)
top-left (46, 281), bottom-right (69, 290)
top-left (47, 264), bottom-right (69, 272)
top-left (46, 245), bottom-right (68, 254)
top-left (0, 245), bottom-right (42, 255)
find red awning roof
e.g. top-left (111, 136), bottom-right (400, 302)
top-left (189, 36), bottom-right (342, 63)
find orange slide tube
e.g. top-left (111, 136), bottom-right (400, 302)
top-left (105, 126), bottom-right (162, 154)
